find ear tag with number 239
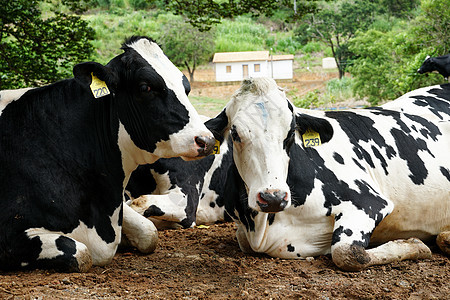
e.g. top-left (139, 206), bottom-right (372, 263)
top-left (211, 140), bottom-right (221, 155)
top-left (302, 129), bottom-right (321, 147)
top-left (90, 72), bottom-right (110, 98)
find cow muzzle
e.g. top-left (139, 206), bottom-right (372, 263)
top-left (195, 135), bottom-right (216, 156)
top-left (257, 189), bottom-right (289, 212)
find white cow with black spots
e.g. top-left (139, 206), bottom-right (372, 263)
top-left (203, 78), bottom-right (450, 271)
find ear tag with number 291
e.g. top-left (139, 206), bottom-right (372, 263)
top-left (90, 72), bottom-right (110, 98)
top-left (302, 129), bottom-right (321, 147)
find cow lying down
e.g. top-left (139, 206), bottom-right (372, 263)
top-left (0, 36), bottom-right (215, 272)
top-left (125, 136), bottom-right (232, 229)
top-left (129, 77), bottom-right (450, 271)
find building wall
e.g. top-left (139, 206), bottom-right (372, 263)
top-left (215, 60), bottom-right (293, 82)
top-left (270, 60), bottom-right (293, 80)
top-left (215, 61), bottom-right (268, 82)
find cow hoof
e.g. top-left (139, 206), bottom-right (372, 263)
top-left (136, 219), bottom-right (159, 254)
top-left (332, 244), bottom-right (371, 272)
top-left (76, 246), bottom-right (93, 272)
top-left (405, 238), bottom-right (432, 259)
top-left (436, 232), bottom-right (450, 256)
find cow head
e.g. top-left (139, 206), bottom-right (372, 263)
top-left (207, 77), bottom-right (334, 214)
top-left (206, 78), bottom-right (295, 213)
top-left (417, 55), bottom-right (433, 74)
top-left (73, 36), bottom-right (215, 169)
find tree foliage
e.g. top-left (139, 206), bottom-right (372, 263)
top-left (0, 0), bottom-right (94, 89)
top-left (159, 15), bottom-right (215, 82)
top-left (347, 0), bottom-right (449, 105)
top-left (164, 0), bottom-right (319, 31)
top-left (299, 0), bottom-right (380, 79)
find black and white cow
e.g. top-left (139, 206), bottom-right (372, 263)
top-left (126, 135), bottom-right (232, 229)
top-left (0, 36), bottom-right (215, 272)
top-left (418, 54), bottom-right (450, 80)
top-left (204, 77), bottom-right (450, 271)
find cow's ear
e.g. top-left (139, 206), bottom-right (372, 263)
top-left (73, 62), bottom-right (118, 93)
top-left (205, 109), bottom-right (229, 144)
top-left (295, 113), bottom-right (334, 144)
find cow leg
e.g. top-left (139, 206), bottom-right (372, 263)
top-left (127, 192), bottom-right (195, 227)
top-left (332, 238), bottom-right (432, 271)
top-left (436, 231), bottom-right (450, 255)
top-left (25, 229), bottom-right (92, 272)
top-left (122, 202), bottom-right (158, 254)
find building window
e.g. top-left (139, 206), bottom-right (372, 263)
top-left (226, 65), bottom-right (232, 73)
top-left (254, 64), bottom-right (260, 72)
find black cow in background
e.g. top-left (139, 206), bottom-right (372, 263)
top-left (0, 36), bottom-right (215, 272)
top-left (418, 54), bottom-right (450, 80)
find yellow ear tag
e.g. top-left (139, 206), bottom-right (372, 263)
top-left (211, 140), bottom-right (221, 155)
top-left (302, 129), bottom-right (321, 147)
top-left (90, 72), bottom-right (110, 98)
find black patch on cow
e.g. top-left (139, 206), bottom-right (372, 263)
top-left (205, 109), bottom-right (229, 143)
top-left (209, 202), bottom-right (216, 208)
top-left (326, 110), bottom-right (397, 168)
top-left (353, 146), bottom-right (375, 169)
top-left (287, 100), bottom-right (294, 112)
top-left (283, 117), bottom-right (296, 153)
top-left (431, 84), bottom-right (450, 101)
top-left (390, 128), bottom-right (429, 185)
top-left (371, 146), bottom-right (388, 175)
top-left (268, 213), bottom-right (275, 226)
top-left (352, 158), bottom-right (366, 172)
top-left (230, 125), bottom-right (241, 143)
top-left (287, 244), bottom-right (295, 252)
top-left (335, 213), bottom-right (343, 221)
top-left (331, 226), bottom-right (346, 245)
top-left (440, 167), bottom-right (450, 181)
top-left (223, 163), bottom-right (257, 232)
top-left (144, 205), bottom-right (165, 217)
top-left (126, 165), bottom-right (157, 198)
top-left (182, 75), bottom-right (191, 95)
top-left (333, 152), bottom-right (344, 165)
top-left (403, 113), bottom-right (441, 141)
top-left (208, 137), bottom-right (234, 210)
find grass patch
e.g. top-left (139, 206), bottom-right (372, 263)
top-left (189, 95), bottom-right (228, 117)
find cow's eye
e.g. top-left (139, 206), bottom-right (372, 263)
top-left (139, 84), bottom-right (151, 93)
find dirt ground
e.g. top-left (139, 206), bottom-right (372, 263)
top-left (1, 68), bottom-right (448, 299)
top-left (1, 222), bottom-right (449, 299)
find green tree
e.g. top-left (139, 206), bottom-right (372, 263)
top-left (347, 0), bottom-right (449, 105)
top-left (299, 0), bottom-right (378, 79)
top-left (410, 0), bottom-right (450, 55)
top-left (164, 0), bottom-right (319, 31)
top-left (0, 0), bottom-right (95, 89)
top-left (159, 15), bottom-right (215, 83)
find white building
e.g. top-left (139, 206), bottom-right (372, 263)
top-left (212, 51), bottom-right (294, 82)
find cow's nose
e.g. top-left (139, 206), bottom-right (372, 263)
top-left (195, 135), bottom-right (216, 156)
top-left (257, 190), bottom-right (288, 212)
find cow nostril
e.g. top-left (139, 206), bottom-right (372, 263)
top-left (257, 191), bottom-right (289, 212)
top-left (195, 136), bottom-right (216, 156)
top-left (195, 136), bottom-right (207, 149)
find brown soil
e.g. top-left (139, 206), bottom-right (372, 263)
top-left (2, 68), bottom-right (448, 299)
top-left (2, 223), bottom-right (449, 299)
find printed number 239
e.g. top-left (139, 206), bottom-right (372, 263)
top-left (305, 138), bottom-right (320, 147)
